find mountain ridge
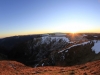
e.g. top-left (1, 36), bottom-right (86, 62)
top-left (0, 33), bottom-right (100, 74)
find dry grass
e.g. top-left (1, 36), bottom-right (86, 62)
top-left (0, 60), bottom-right (100, 75)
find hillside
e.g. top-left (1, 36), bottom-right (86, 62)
top-left (0, 33), bottom-right (100, 75)
top-left (7, 33), bottom-right (100, 67)
top-left (0, 60), bottom-right (100, 75)
top-left (0, 34), bottom-right (41, 54)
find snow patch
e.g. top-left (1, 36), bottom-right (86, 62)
top-left (58, 41), bottom-right (90, 53)
top-left (92, 40), bottom-right (100, 54)
top-left (67, 41), bottom-right (90, 49)
top-left (67, 41), bottom-right (90, 50)
top-left (42, 63), bottom-right (44, 66)
top-left (65, 50), bottom-right (68, 52)
top-left (41, 36), bottom-right (69, 43)
top-left (58, 49), bottom-right (66, 53)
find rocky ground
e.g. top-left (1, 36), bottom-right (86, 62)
top-left (0, 60), bottom-right (100, 75)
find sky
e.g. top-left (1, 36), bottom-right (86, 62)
top-left (0, 0), bottom-right (100, 38)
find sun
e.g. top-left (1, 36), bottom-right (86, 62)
top-left (58, 22), bottom-right (84, 33)
top-left (63, 22), bottom-right (81, 33)
top-left (69, 28), bottom-right (78, 34)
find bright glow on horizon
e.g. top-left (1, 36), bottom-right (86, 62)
top-left (0, 0), bottom-right (100, 38)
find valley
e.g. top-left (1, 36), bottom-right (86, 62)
top-left (0, 33), bottom-right (100, 75)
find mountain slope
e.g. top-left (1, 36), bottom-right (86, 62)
top-left (0, 35), bottom-right (41, 54)
top-left (1, 33), bottom-right (100, 68)
top-left (0, 60), bottom-right (100, 75)
top-left (7, 34), bottom-right (100, 67)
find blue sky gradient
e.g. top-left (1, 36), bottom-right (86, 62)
top-left (0, 0), bottom-right (100, 38)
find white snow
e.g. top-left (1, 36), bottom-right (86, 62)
top-left (42, 63), bottom-right (44, 66)
top-left (65, 50), bottom-right (68, 52)
top-left (92, 40), bottom-right (100, 54)
top-left (58, 49), bottom-right (66, 53)
top-left (58, 41), bottom-right (90, 53)
top-left (41, 36), bottom-right (70, 43)
top-left (58, 39), bottom-right (100, 54)
top-left (67, 41), bottom-right (90, 50)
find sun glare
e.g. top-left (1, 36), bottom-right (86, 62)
top-left (69, 27), bottom-right (78, 34)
